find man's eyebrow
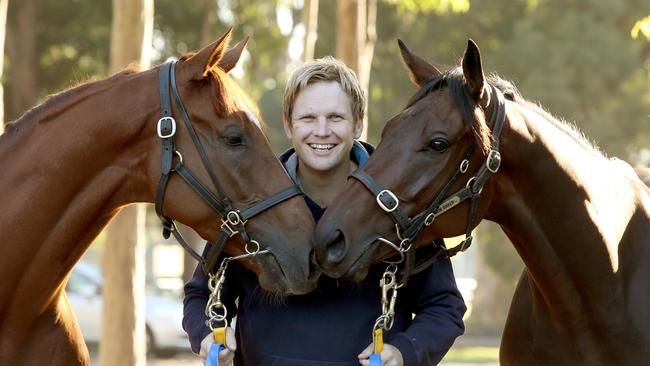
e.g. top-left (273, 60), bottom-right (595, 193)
top-left (294, 112), bottom-right (315, 118)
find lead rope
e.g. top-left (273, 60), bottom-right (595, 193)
top-left (204, 241), bottom-right (268, 366)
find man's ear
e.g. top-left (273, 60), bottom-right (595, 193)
top-left (283, 118), bottom-right (293, 140)
top-left (353, 119), bottom-right (364, 139)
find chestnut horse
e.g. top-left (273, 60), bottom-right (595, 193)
top-left (0, 30), bottom-right (316, 365)
top-left (314, 40), bottom-right (650, 365)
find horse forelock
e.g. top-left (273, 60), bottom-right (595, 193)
top-left (206, 67), bottom-right (265, 131)
top-left (405, 68), bottom-right (493, 154)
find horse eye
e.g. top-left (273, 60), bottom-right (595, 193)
top-left (224, 135), bottom-right (244, 146)
top-left (428, 138), bottom-right (449, 152)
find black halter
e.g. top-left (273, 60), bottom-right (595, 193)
top-left (350, 83), bottom-right (507, 284)
top-left (154, 60), bottom-right (302, 274)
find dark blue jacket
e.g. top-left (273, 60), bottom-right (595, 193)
top-left (183, 141), bottom-right (466, 366)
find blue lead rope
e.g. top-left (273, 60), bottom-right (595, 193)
top-left (369, 353), bottom-right (383, 365)
top-left (205, 343), bottom-right (225, 366)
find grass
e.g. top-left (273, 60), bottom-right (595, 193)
top-left (441, 346), bottom-right (500, 363)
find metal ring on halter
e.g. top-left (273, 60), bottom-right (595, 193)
top-left (245, 240), bottom-right (260, 254)
top-left (170, 151), bottom-right (184, 172)
top-left (174, 150), bottom-right (183, 163)
top-left (466, 177), bottom-right (483, 195)
top-left (424, 212), bottom-right (436, 226)
top-left (377, 237), bottom-right (405, 264)
top-left (459, 159), bottom-right (470, 173)
top-left (399, 239), bottom-right (412, 253)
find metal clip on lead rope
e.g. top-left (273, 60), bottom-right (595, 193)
top-left (370, 264), bottom-right (402, 366)
top-left (204, 243), bottom-right (269, 366)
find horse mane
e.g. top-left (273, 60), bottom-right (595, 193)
top-left (8, 66), bottom-right (141, 128)
top-left (8, 59), bottom-right (265, 133)
top-left (406, 67), bottom-right (604, 157)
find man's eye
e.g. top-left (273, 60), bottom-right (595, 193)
top-left (428, 138), bottom-right (449, 152)
top-left (329, 115), bottom-right (343, 121)
top-left (224, 135), bottom-right (244, 146)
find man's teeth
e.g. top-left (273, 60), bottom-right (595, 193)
top-left (309, 143), bottom-right (335, 151)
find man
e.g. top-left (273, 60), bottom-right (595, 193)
top-left (183, 57), bottom-right (466, 366)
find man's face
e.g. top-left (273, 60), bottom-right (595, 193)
top-left (284, 81), bottom-right (362, 174)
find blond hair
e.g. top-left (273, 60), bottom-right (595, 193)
top-left (283, 56), bottom-right (365, 124)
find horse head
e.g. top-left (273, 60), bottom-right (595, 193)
top-left (148, 30), bottom-right (317, 294)
top-left (313, 40), bottom-right (500, 281)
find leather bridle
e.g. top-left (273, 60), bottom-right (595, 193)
top-left (350, 82), bottom-right (507, 284)
top-left (154, 60), bottom-right (302, 274)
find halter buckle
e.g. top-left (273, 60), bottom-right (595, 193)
top-left (221, 220), bottom-right (239, 237)
top-left (376, 190), bottom-right (399, 213)
top-left (487, 150), bottom-right (501, 173)
top-left (157, 116), bottom-right (177, 138)
top-left (226, 210), bottom-right (243, 226)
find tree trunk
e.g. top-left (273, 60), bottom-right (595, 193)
top-left (7, 0), bottom-right (37, 120)
top-left (100, 0), bottom-right (153, 365)
top-left (199, 0), bottom-right (218, 47)
top-left (0, 0), bottom-right (8, 131)
top-left (336, 0), bottom-right (376, 141)
top-left (302, 0), bottom-right (319, 61)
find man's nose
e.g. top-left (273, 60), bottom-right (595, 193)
top-left (314, 117), bottom-right (331, 136)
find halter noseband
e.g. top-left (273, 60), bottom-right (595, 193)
top-left (154, 60), bottom-right (302, 274)
top-left (350, 83), bottom-right (507, 284)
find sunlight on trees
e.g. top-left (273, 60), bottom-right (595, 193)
top-left (631, 15), bottom-right (650, 40)
top-left (386, 0), bottom-right (470, 14)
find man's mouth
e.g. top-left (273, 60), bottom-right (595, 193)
top-left (308, 143), bottom-right (336, 152)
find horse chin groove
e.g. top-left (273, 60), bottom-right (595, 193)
top-left (257, 251), bottom-right (317, 296)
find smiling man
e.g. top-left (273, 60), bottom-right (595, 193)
top-left (182, 57), bottom-right (466, 366)
top-left (283, 62), bottom-right (364, 208)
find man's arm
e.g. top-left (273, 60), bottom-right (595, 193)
top-left (388, 258), bottom-right (467, 366)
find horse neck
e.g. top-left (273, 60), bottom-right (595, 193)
top-left (488, 101), bottom-right (647, 322)
top-left (0, 69), bottom-right (159, 314)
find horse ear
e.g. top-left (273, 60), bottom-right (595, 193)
top-left (462, 39), bottom-right (486, 101)
top-left (218, 36), bottom-right (249, 73)
top-left (184, 28), bottom-right (233, 80)
top-left (398, 39), bottom-right (442, 86)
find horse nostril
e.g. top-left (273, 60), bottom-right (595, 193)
top-left (325, 230), bottom-right (348, 265)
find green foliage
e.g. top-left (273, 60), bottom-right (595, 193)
top-left (368, 0), bottom-right (650, 158)
top-left (5, 0), bottom-right (111, 119)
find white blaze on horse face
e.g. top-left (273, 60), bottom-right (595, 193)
top-left (244, 109), bottom-right (261, 130)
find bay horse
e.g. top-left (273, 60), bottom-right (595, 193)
top-left (0, 30), bottom-right (316, 365)
top-left (314, 39), bottom-right (650, 365)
